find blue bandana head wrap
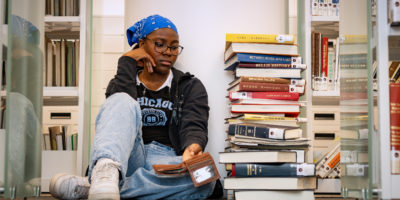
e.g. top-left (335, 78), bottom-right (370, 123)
top-left (126, 14), bottom-right (178, 46)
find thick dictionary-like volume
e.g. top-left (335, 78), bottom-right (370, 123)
top-left (229, 91), bottom-right (300, 101)
top-left (153, 152), bottom-right (220, 187)
top-left (228, 82), bottom-right (304, 93)
top-left (223, 177), bottom-right (317, 190)
top-left (227, 123), bottom-right (302, 140)
top-left (227, 163), bottom-right (315, 177)
top-left (224, 42), bottom-right (299, 61)
top-left (390, 83), bottom-right (400, 174)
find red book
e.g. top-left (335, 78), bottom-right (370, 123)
top-left (390, 83), bottom-right (400, 174)
top-left (228, 82), bottom-right (304, 93)
top-left (229, 91), bottom-right (299, 101)
top-left (237, 63), bottom-right (306, 69)
top-left (321, 37), bottom-right (329, 77)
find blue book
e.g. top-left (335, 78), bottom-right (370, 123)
top-left (225, 53), bottom-right (301, 71)
top-left (230, 163), bottom-right (315, 177)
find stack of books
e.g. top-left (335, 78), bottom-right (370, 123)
top-left (221, 33), bottom-right (315, 200)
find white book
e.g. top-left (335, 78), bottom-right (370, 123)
top-left (224, 177), bottom-right (317, 190)
top-left (55, 41), bottom-right (61, 86)
top-left (235, 68), bottom-right (301, 78)
top-left (235, 190), bottom-right (314, 200)
top-left (219, 151), bottom-right (297, 163)
top-left (225, 42), bottom-right (298, 61)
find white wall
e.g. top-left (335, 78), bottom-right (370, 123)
top-left (124, 0), bottom-right (288, 177)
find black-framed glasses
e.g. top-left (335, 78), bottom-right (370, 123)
top-left (145, 38), bottom-right (184, 56)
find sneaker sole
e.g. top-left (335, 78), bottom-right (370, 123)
top-left (88, 192), bottom-right (120, 200)
top-left (49, 173), bottom-right (68, 198)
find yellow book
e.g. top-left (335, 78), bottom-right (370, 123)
top-left (341, 34), bottom-right (367, 44)
top-left (225, 33), bottom-right (295, 50)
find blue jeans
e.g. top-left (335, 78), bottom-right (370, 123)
top-left (88, 93), bottom-right (215, 200)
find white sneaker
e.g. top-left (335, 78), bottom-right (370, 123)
top-left (49, 173), bottom-right (90, 199)
top-left (88, 158), bottom-right (120, 200)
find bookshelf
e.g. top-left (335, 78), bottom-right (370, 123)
top-left (372, 0), bottom-right (400, 199)
top-left (39, 0), bottom-right (92, 193)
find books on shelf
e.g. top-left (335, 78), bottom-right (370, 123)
top-left (311, 0), bottom-right (339, 17)
top-left (228, 76), bottom-right (305, 86)
top-left (45, 39), bottom-right (80, 87)
top-left (44, 125), bottom-right (77, 151)
top-left (223, 176), bottom-right (317, 190)
top-left (46, 0), bottom-right (80, 16)
top-left (226, 163), bottom-right (315, 177)
top-left (390, 83), bottom-right (400, 174)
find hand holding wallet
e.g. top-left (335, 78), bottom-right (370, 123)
top-left (153, 152), bottom-right (220, 187)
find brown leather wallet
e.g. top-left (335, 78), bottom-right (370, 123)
top-left (153, 152), bottom-right (220, 187)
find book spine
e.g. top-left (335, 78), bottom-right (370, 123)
top-left (239, 76), bottom-right (291, 84)
top-left (228, 123), bottom-right (271, 139)
top-left (238, 63), bottom-right (306, 69)
top-left (226, 33), bottom-right (295, 44)
top-left (227, 124), bottom-right (288, 140)
top-left (390, 83), bottom-right (400, 174)
top-left (237, 53), bottom-right (298, 64)
top-left (321, 37), bottom-right (329, 77)
top-left (238, 82), bottom-right (290, 92)
top-left (229, 91), bottom-right (299, 101)
top-left (232, 163), bottom-right (315, 177)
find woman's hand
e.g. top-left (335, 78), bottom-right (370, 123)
top-left (182, 143), bottom-right (203, 162)
top-left (123, 48), bottom-right (156, 73)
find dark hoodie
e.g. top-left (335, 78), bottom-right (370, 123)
top-left (105, 56), bottom-right (209, 155)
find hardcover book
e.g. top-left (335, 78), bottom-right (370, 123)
top-left (229, 91), bottom-right (300, 101)
top-left (223, 176), bottom-right (317, 190)
top-left (227, 123), bottom-right (302, 140)
top-left (234, 68), bottom-right (302, 79)
top-left (390, 83), bottom-right (400, 174)
top-left (219, 150), bottom-right (297, 163)
top-left (225, 33), bottom-right (295, 50)
top-left (225, 53), bottom-right (301, 70)
top-left (227, 81), bottom-right (304, 93)
top-left (224, 42), bottom-right (299, 62)
top-left (234, 190), bottom-right (314, 200)
top-left (226, 163), bottom-right (315, 177)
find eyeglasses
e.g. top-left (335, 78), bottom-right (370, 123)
top-left (145, 38), bottom-right (184, 56)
